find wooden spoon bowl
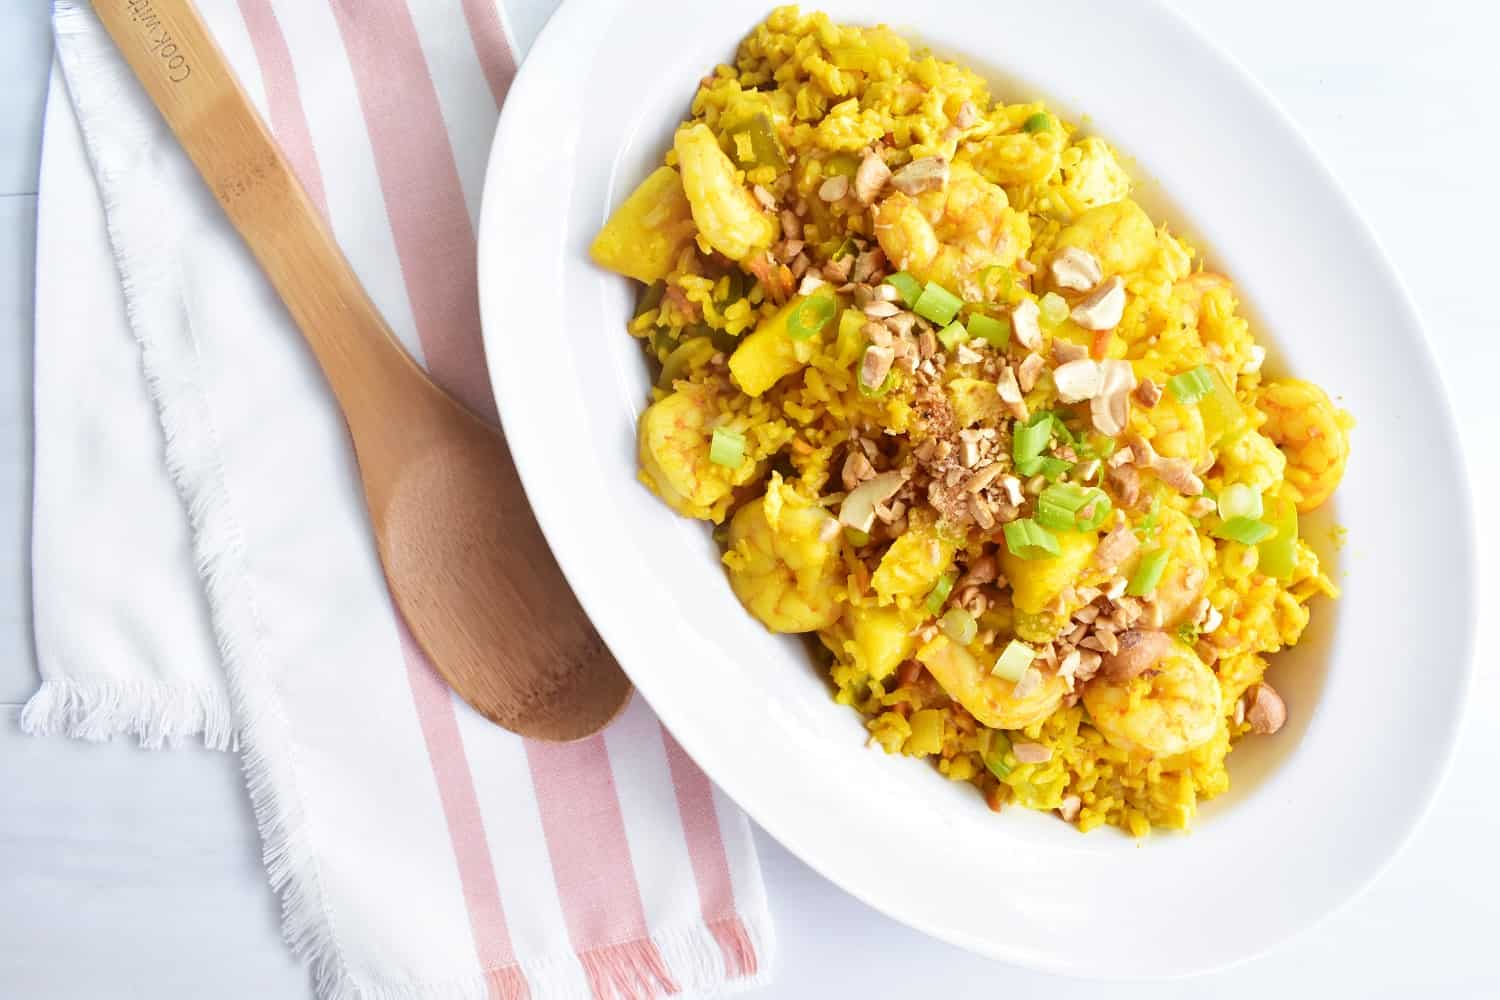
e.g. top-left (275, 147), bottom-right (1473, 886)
top-left (92, 0), bottom-right (631, 740)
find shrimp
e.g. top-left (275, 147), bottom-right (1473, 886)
top-left (1218, 426), bottom-right (1287, 495)
top-left (1052, 198), bottom-right (1157, 278)
top-left (723, 478), bottom-right (844, 633)
top-left (968, 121), bottom-right (1064, 187)
top-left (873, 160), bottom-right (1030, 298)
top-left (1056, 137), bottom-right (1131, 211)
top-left (916, 635), bottom-right (1068, 730)
top-left (1132, 507), bottom-right (1210, 628)
top-left (674, 123), bottom-right (776, 261)
top-left (638, 385), bottom-right (735, 521)
top-left (1255, 379), bottom-right (1351, 513)
top-left (1082, 640), bottom-right (1222, 757)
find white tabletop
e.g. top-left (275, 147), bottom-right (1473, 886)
top-left (3, 1), bottom-right (1497, 996)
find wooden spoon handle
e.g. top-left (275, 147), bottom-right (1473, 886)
top-left (89, 0), bottom-right (418, 429)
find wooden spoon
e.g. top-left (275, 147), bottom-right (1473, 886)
top-left (91, 0), bottom-right (632, 740)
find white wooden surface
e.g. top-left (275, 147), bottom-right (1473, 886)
top-left (2, 1), bottom-right (1497, 996)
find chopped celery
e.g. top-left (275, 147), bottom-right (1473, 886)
top-left (709, 427), bottom-right (746, 468)
top-left (937, 322), bottom-right (969, 351)
top-left (1258, 494), bottom-right (1300, 579)
top-left (1196, 366), bottom-right (1249, 445)
top-left (992, 640), bottom-right (1035, 682)
top-left (884, 272), bottom-right (923, 308)
top-left (913, 281), bottom-right (964, 326)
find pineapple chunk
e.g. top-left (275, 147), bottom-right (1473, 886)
top-left (845, 605), bottom-right (919, 682)
top-left (589, 166), bottom-right (696, 284)
top-left (729, 293), bottom-right (826, 397)
top-left (1001, 529), bottom-right (1098, 615)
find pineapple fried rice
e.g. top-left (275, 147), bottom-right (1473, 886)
top-left (589, 6), bottom-right (1350, 835)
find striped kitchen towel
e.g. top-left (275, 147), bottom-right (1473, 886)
top-left (25, 1), bottom-right (772, 997)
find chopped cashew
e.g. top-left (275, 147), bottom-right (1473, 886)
top-left (1052, 339), bottom-right (1089, 364)
top-left (1050, 246), bottom-right (1103, 292)
top-left (1017, 352), bottom-right (1045, 393)
top-left (996, 365), bottom-right (1024, 404)
top-left (1090, 359), bottom-right (1137, 436)
top-left (1246, 683), bottom-right (1287, 734)
top-left (854, 151), bottom-right (892, 205)
top-left (1099, 629), bottom-right (1174, 682)
top-left (1011, 741), bottom-right (1052, 764)
top-left (1134, 378), bottom-right (1162, 408)
top-left (1011, 298), bottom-right (1042, 350)
top-left (818, 174), bottom-right (849, 202)
top-left (1070, 276), bottom-right (1127, 331)
top-left (1053, 358), bottom-right (1103, 403)
top-left (890, 157), bottom-right (949, 195)
top-left (860, 344), bottom-right (895, 390)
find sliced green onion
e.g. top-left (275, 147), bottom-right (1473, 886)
top-left (925, 572), bottom-right (956, 614)
top-left (937, 322), bottom-right (969, 351)
top-left (786, 292), bottom-right (837, 341)
top-left (1003, 518), bottom-right (1060, 560)
top-left (941, 608), bottom-right (977, 646)
top-left (1015, 453), bottom-right (1072, 480)
top-left (913, 281), bottom-right (964, 326)
top-left (1037, 456), bottom-right (1073, 481)
top-left (1176, 620), bottom-right (1200, 646)
top-left (991, 640), bottom-right (1036, 682)
top-left (1022, 112), bottom-right (1052, 133)
top-left (983, 731), bottom-right (1014, 780)
top-left (967, 312), bottom-right (1010, 349)
top-left (1074, 493), bottom-right (1112, 531)
top-left (1166, 365), bottom-right (1215, 404)
top-left (1127, 548), bottom-right (1170, 596)
top-left (1038, 291), bottom-right (1069, 328)
top-left (1135, 496), bottom-right (1163, 540)
top-left (858, 370), bottom-right (896, 399)
top-left (844, 526), bottom-right (870, 547)
top-left (1216, 483), bottom-right (1264, 522)
top-left (883, 271), bottom-right (923, 308)
top-left (709, 427), bottom-right (746, 468)
top-left (830, 236), bottom-right (857, 260)
top-left (1036, 484), bottom-right (1111, 532)
top-left (1213, 517), bottom-right (1274, 545)
top-left (1012, 412), bottom-right (1054, 466)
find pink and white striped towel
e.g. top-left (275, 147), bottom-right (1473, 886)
top-left (25, 1), bottom-right (772, 997)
